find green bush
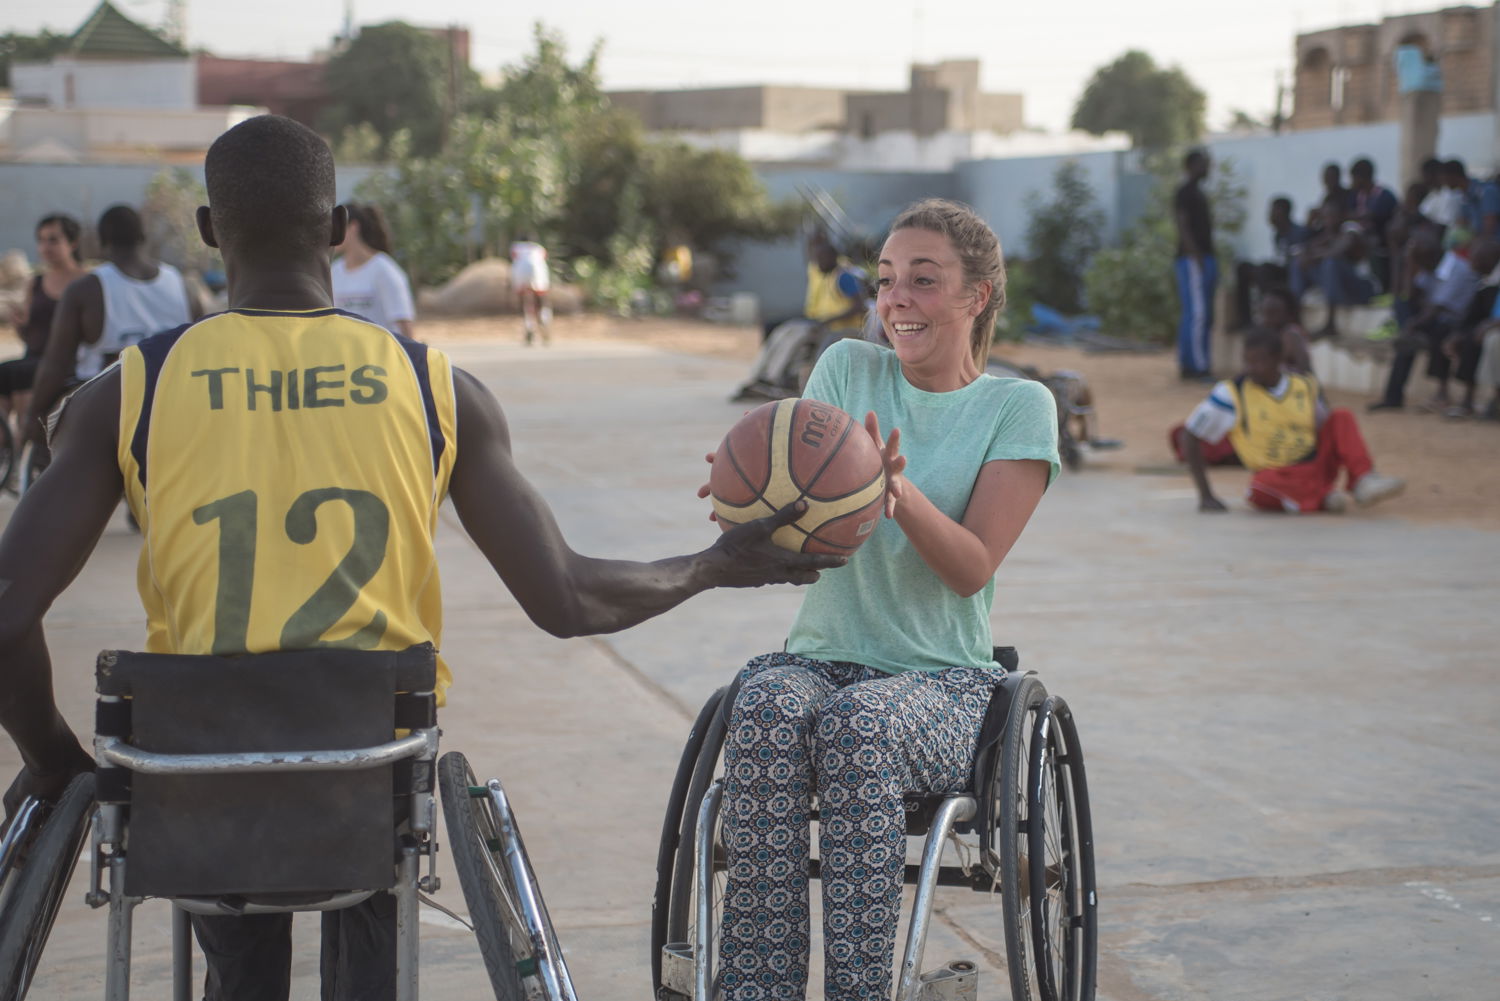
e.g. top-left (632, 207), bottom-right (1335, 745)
top-left (1022, 161), bottom-right (1104, 315)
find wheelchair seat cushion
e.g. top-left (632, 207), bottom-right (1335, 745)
top-left (99, 646), bottom-right (435, 898)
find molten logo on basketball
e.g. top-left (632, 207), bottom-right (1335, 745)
top-left (799, 406), bottom-right (835, 449)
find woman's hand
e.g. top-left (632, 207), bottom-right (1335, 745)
top-left (696, 451), bottom-right (718, 521)
top-left (864, 412), bottom-right (906, 518)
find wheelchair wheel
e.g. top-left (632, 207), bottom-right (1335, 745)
top-left (0, 772), bottom-right (95, 1001)
top-left (995, 673), bottom-right (1048, 1001)
top-left (439, 752), bottom-right (576, 1001)
top-left (1024, 696), bottom-right (1097, 1001)
top-left (652, 686), bottom-right (735, 1001)
top-left (17, 440), bottom-right (49, 495)
top-left (0, 419), bottom-right (13, 493)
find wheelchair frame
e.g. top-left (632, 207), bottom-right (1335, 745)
top-left (650, 651), bottom-right (1097, 1001)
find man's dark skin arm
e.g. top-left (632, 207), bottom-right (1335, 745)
top-left (0, 370), bottom-right (123, 814)
top-left (1183, 432), bottom-right (1227, 512)
top-left (447, 368), bottom-right (839, 637)
top-left (22, 273), bottom-right (102, 449)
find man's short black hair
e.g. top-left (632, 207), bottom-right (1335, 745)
top-left (1270, 196), bottom-right (1293, 213)
top-left (97, 205), bottom-right (145, 250)
top-left (1350, 158), bottom-right (1374, 179)
top-left (1243, 326), bottom-right (1285, 357)
top-left (1443, 158), bottom-right (1467, 178)
top-left (205, 114), bottom-right (336, 257)
top-left (1421, 157), bottom-right (1443, 173)
top-left (1183, 148), bottom-right (1208, 170)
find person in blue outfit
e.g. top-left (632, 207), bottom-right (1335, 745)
top-left (1174, 149), bottom-right (1216, 379)
top-left (700, 198), bottom-right (1059, 1001)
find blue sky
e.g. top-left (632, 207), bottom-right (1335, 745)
top-left (3, 0), bottom-right (1471, 132)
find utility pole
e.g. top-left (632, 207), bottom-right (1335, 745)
top-left (162, 0), bottom-right (187, 47)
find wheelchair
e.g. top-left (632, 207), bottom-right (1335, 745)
top-left (0, 644), bottom-right (577, 1001)
top-left (650, 648), bottom-right (1097, 1001)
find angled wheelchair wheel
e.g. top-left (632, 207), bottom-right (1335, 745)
top-left (0, 419), bottom-right (14, 493)
top-left (651, 683), bottom-right (739, 1001)
top-left (995, 672), bottom-right (1050, 1001)
top-left (1024, 696), bottom-right (1097, 1001)
top-left (0, 772), bottom-right (95, 1001)
top-left (439, 752), bottom-right (577, 1001)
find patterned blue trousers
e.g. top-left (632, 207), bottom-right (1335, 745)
top-left (716, 652), bottom-right (997, 1001)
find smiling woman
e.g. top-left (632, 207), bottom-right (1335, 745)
top-left (708, 198), bottom-right (1062, 1001)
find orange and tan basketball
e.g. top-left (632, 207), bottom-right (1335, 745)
top-left (709, 399), bottom-right (886, 555)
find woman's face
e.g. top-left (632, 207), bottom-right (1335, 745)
top-left (875, 227), bottom-right (986, 377)
top-left (36, 222), bottom-right (76, 269)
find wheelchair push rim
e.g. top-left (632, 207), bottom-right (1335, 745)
top-left (0, 772), bottom-right (96, 1001)
top-left (438, 751), bottom-right (577, 1001)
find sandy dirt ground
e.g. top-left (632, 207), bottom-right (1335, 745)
top-left (421, 313), bottom-right (1500, 531)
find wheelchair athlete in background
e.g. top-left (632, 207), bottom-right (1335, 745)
top-left (0, 114), bottom-right (842, 1001)
top-left (699, 199), bottom-right (1059, 1001)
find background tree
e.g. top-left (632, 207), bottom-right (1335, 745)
top-left (322, 22), bottom-right (482, 158)
top-left (1, 30), bottom-right (70, 88)
top-left (1071, 50), bottom-right (1206, 151)
top-left (1019, 161), bottom-right (1106, 314)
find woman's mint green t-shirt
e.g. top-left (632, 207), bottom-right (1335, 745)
top-left (786, 339), bottom-right (1060, 674)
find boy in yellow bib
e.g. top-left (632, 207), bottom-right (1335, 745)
top-left (0, 115), bottom-right (842, 1001)
top-left (1183, 328), bottom-right (1404, 513)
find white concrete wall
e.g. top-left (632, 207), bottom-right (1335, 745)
top-left (955, 150), bottom-right (1129, 257)
top-left (11, 58), bottom-right (196, 110)
top-left (2, 106), bottom-right (262, 160)
top-left (667, 128), bottom-right (1125, 173)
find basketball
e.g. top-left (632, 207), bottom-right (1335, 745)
top-left (709, 399), bottom-right (886, 555)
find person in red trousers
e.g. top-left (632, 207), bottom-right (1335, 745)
top-left (1182, 327), bottom-right (1405, 513)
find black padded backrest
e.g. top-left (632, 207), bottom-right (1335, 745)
top-left (97, 645), bottom-right (436, 899)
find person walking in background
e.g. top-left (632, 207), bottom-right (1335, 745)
top-left (509, 233), bottom-right (552, 346)
top-left (23, 205), bottom-right (201, 452)
top-left (1, 214), bottom-right (86, 429)
top-left (1174, 148), bottom-right (1216, 380)
top-left (331, 201), bottom-right (417, 340)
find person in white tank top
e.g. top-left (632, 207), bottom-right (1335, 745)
top-left (22, 205), bottom-right (202, 450)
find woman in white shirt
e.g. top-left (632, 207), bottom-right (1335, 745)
top-left (331, 202), bottom-right (417, 339)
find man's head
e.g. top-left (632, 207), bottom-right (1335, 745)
top-left (811, 233), bottom-right (839, 273)
top-left (1183, 148), bottom-right (1210, 181)
top-left (1409, 230), bottom-right (1442, 273)
top-left (1349, 158), bottom-right (1375, 190)
top-left (96, 205), bottom-right (146, 254)
top-left (1269, 196), bottom-right (1293, 229)
top-left (1242, 326), bottom-right (1285, 388)
top-left (1321, 162), bottom-right (1343, 193)
top-left (1255, 286), bottom-right (1298, 330)
top-left (1421, 158), bottom-right (1444, 187)
top-left (1470, 236), bottom-right (1500, 276)
top-left (1442, 159), bottom-right (1468, 189)
top-left (199, 115), bottom-right (341, 264)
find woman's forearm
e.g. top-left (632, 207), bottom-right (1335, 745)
top-left (890, 481), bottom-right (993, 597)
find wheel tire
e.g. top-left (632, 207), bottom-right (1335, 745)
top-left (658, 696), bottom-right (733, 1001)
top-left (1024, 696), bottom-right (1097, 1001)
top-left (0, 772), bottom-right (95, 1000)
top-left (0, 420), bottom-right (14, 494)
top-left (437, 752), bottom-right (530, 1001)
top-left (651, 687), bottom-right (728, 999)
top-left (996, 673), bottom-right (1048, 1001)
top-left (18, 441), bottom-right (48, 495)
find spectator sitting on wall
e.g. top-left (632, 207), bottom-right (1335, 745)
top-left (1386, 181), bottom-right (1437, 295)
top-left (1437, 280), bottom-right (1500, 419)
top-left (1369, 234), bottom-right (1500, 412)
top-left (1466, 302), bottom-right (1500, 419)
top-left (1184, 327), bottom-right (1404, 514)
top-left (1348, 158), bottom-right (1398, 290)
top-left (1478, 172), bottom-right (1500, 238)
top-left (1419, 158), bottom-right (1462, 233)
top-left (1292, 202), bottom-right (1377, 337)
top-left (1233, 196), bottom-right (1307, 330)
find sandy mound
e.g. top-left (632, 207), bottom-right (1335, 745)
top-left (417, 258), bottom-right (584, 317)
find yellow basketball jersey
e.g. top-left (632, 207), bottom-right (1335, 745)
top-left (1227, 373), bottom-right (1319, 472)
top-left (804, 261), bottom-right (864, 331)
top-left (117, 307), bottom-right (458, 700)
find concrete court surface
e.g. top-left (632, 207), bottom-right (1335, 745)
top-left (4, 336), bottom-right (1498, 1001)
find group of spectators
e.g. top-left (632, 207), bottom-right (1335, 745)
top-left (2, 201), bottom-right (418, 466)
top-left (1238, 155), bottom-right (1500, 420)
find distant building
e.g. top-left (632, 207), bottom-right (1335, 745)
top-left (196, 56), bottom-right (328, 128)
top-left (1291, 4), bottom-right (1495, 129)
top-left (606, 60), bottom-right (1029, 172)
top-left (1, 0), bottom-right (260, 162)
top-left (609, 59), bottom-right (1022, 137)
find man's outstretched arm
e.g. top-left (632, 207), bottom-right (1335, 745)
top-left (446, 368), bottom-right (842, 638)
top-left (0, 369), bottom-right (125, 812)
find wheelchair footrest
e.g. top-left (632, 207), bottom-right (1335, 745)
top-left (916, 960), bottom-right (978, 1001)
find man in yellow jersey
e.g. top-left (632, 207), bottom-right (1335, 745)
top-left (0, 115), bottom-right (842, 1000)
top-left (1182, 327), bottom-right (1404, 514)
top-left (804, 230), bottom-right (867, 347)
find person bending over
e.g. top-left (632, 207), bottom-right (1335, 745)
top-left (701, 198), bottom-right (1058, 1001)
top-left (1184, 328), bottom-right (1403, 514)
top-left (0, 115), bottom-right (840, 1001)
